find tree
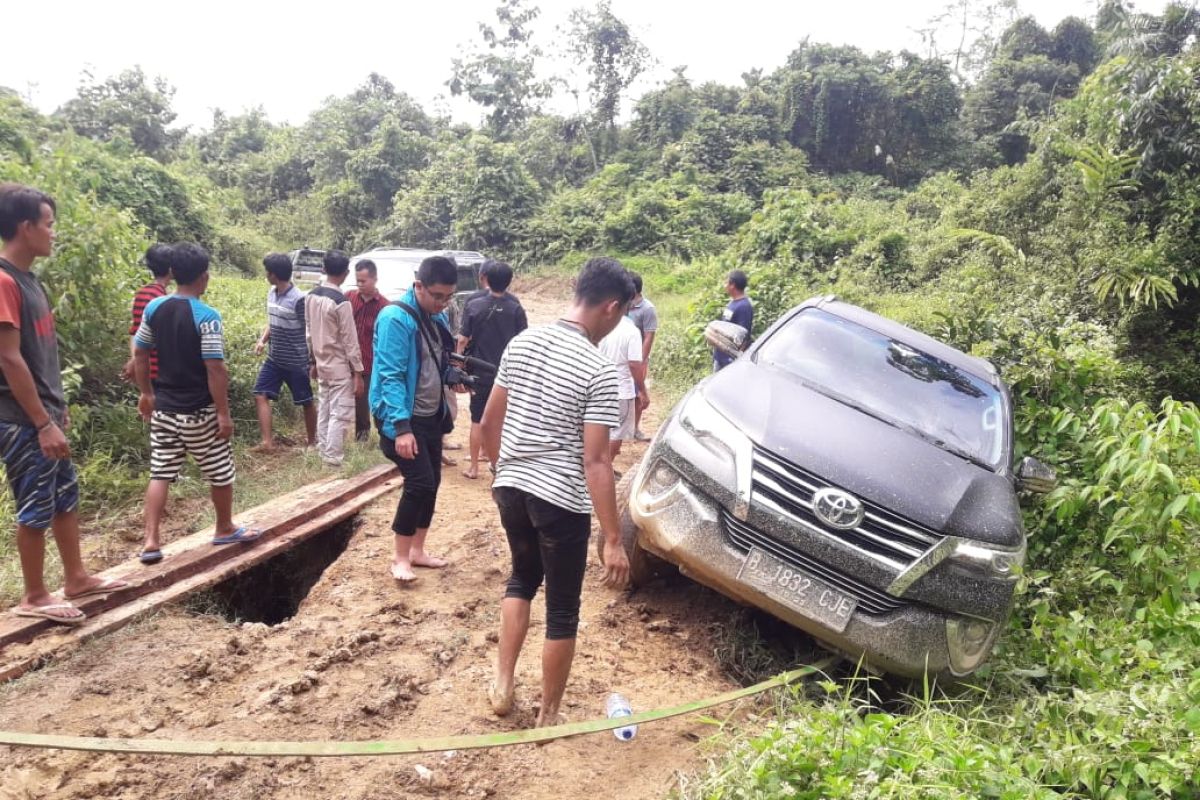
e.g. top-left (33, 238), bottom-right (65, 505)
top-left (448, 0), bottom-right (552, 139)
top-left (56, 67), bottom-right (182, 161)
top-left (566, 0), bottom-right (653, 159)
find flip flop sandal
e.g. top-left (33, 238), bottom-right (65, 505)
top-left (14, 603), bottom-right (87, 626)
top-left (64, 577), bottom-right (130, 600)
top-left (139, 549), bottom-right (164, 565)
top-left (212, 526), bottom-right (263, 545)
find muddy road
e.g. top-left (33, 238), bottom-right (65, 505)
top-left (0, 277), bottom-right (795, 800)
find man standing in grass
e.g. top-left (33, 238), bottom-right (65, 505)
top-left (347, 258), bottom-right (384, 443)
top-left (121, 243), bottom-right (173, 384)
top-left (714, 269), bottom-right (753, 371)
top-left (305, 250), bottom-right (364, 467)
top-left (0, 183), bottom-right (127, 624)
top-left (481, 257), bottom-right (632, 727)
top-left (252, 253), bottom-right (316, 451)
top-left (134, 242), bottom-right (258, 564)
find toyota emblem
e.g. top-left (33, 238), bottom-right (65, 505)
top-left (812, 487), bottom-right (864, 530)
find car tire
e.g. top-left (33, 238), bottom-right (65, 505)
top-left (597, 468), bottom-right (660, 588)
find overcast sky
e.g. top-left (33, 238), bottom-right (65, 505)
top-left (1, 0), bottom-right (1168, 131)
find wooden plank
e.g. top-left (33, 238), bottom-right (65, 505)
top-left (0, 464), bottom-right (399, 651)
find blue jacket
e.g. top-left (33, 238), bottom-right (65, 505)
top-left (369, 287), bottom-right (451, 438)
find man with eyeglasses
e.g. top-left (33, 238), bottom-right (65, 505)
top-left (370, 256), bottom-right (465, 583)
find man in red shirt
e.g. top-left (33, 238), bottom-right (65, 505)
top-left (347, 259), bottom-right (385, 442)
top-left (121, 244), bottom-right (173, 383)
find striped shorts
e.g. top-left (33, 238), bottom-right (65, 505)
top-left (150, 407), bottom-right (236, 487)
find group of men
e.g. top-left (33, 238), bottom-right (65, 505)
top-left (0, 178), bottom-right (751, 727)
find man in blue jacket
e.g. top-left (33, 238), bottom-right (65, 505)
top-left (370, 256), bottom-right (461, 582)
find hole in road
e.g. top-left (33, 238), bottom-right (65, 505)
top-left (185, 518), bottom-right (359, 626)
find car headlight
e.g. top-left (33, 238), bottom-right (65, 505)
top-left (669, 389), bottom-right (754, 519)
top-left (946, 615), bottom-right (1001, 675)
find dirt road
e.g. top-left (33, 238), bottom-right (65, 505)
top-left (0, 277), bottom-right (763, 800)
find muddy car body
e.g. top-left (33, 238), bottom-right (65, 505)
top-left (626, 296), bottom-right (1054, 678)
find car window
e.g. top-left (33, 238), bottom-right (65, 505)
top-left (348, 255), bottom-right (421, 300)
top-left (756, 309), bottom-right (1005, 468)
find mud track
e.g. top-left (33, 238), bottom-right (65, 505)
top-left (0, 277), bottom-right (788, 800)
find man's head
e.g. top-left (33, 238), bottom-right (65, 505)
top-left (477, 260), bottom-right (494, 291)
top-left (629, 271), bottom-right (644, 301)
top-left (414, 256), bottom-right (458, 315)
top-left (573, 257), bottom-right (635, 342)
top-left (726, 270), bottom-right (748, 298)
top-left (0, 183), bottom-right (56, 258)
top-left (263, 252), bottom-right (293, 286)
top-left (323, 249), bottom-right (350, 283)
top-left (355, 259), bottom-right (378, 296)
top-left (145, 243), bottom-right (174, 279)
top-left (486, 260), bottom-right (514, 294)
top-left (171, 242), bottom-right (211, 291)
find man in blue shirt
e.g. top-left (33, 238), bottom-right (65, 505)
top-left (134, 243), bottom-right (259, 564)
top-left (714, 270), bottom-right (753, 371)
top-left (370, 256), bottom-right (466, 583)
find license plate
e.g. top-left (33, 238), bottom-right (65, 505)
top-left (737, 547), bottom-right (858, 633)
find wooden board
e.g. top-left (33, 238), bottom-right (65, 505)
top-left (0, 464), bottom-right (400, 682)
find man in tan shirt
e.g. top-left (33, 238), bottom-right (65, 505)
top-left (305, 250), bottom-right (364, 467)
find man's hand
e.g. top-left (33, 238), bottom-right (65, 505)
top-left (637, 388), bottom-right (650, 413)
top-left (137, 393), bottom-right (155, 422)
top-left (120, 358), bottom-right (136, 383)
top-left (254, 340), bottom-right (266, 356)
top-left (37, 422), bottom-right (70, 460)
top-left (353, 373), bottom-right (365, 397)
top-left (601, 538), bottom-right (631, 589)
top-left (395, 432), bottom-right (418, 460)
top-left (216, 412), bottom-right (234, 441)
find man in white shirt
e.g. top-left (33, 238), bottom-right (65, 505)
top-left (598, 315), bottom-right (645, 459)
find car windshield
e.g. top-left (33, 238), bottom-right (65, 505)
top-left (293, 250), bottom-right (324, 268)
top-left (755, 309), bottom-right (1005, 468)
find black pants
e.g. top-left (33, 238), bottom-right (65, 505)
top-left (355, 368), bottom-right (372, 442)
top-left (379, 413), bottom-right (443, 536)
top-left (493, 486), bottom-right (590, 640)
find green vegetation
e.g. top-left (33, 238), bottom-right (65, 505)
top-left (3, 0), bottom-right (1200, 795)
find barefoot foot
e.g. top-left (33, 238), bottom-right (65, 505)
top-left (411, 553), bottom-right (448, 569)
top-left (391, 562), bottom-right (417, 582)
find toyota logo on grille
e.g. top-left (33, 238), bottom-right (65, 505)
top-left (812, 487), bottom-right (864, 530)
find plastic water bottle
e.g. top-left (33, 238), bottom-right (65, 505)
top-left (606, 692), bottom-right (637, 741)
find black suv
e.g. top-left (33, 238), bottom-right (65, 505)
top-left (622, 296), bottom-right (1055, 678)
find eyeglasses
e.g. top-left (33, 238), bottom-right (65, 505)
top-left (420, 287), bottom-right (455, 304)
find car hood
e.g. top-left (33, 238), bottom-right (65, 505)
top-left (703, 360), bottom-right (1022, 547)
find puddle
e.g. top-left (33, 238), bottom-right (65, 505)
top-left (186, 518), bottom-right (359, 625)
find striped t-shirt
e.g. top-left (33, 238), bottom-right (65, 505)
top-left (266, 284), bottom-right (308, 371)
top-left (493, 323), bottom-right (620, 514)
top-left (129, 281), bottom-right (168, 379)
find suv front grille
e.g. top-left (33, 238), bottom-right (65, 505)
top-left (751, 447), bottom-right (942, 569)
top-left (722, 511), bottom-right (905, 616)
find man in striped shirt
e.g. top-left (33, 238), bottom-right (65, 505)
top-left (121, 243), bottom-right (173, 383)
top-left (252, 253), bottom-right (315, 451)
top-left (481, 257), bottom-right (633, 727)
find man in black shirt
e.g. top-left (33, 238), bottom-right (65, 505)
top-left (457, 260), bottom-right (527, 479)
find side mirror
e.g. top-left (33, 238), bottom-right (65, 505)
top-left (705, 321), bottom-right (750, 359)
top-left (1015, 456), bottom-right (1056, 494)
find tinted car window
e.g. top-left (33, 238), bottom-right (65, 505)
top-left (756, 309), bottom-right (1004, 467)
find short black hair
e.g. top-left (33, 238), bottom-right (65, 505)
top-left (417, 255), bottom-right (458, 287)
top-left (575, 257), bottom-right (635, 307)
top-left (629, 271), bottom-right (643, 294)
top-left (355, 259), bottom-right (377, 278)
top-left (486, 260), bottom-right (514, 293)
top-left (478, 260), bottom-right (494, 284)
top-left (171, 242), bottom-right (210, 286)
top-left (323, 249), bottom-right (350, 277)
top-left (727, 270), bottom-right (749, 292)
top-left (0, 183), bottom-right (55, 241)
top-left (263, 252), bottom-right (293, 282)
top-left (145, 243), bottom-right (173, 278)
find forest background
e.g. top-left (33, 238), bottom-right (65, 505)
top-left (2, 0), bottom-right (1199, 795)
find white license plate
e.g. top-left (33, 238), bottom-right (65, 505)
top-left (737, 547), bottom-right (858, 633)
